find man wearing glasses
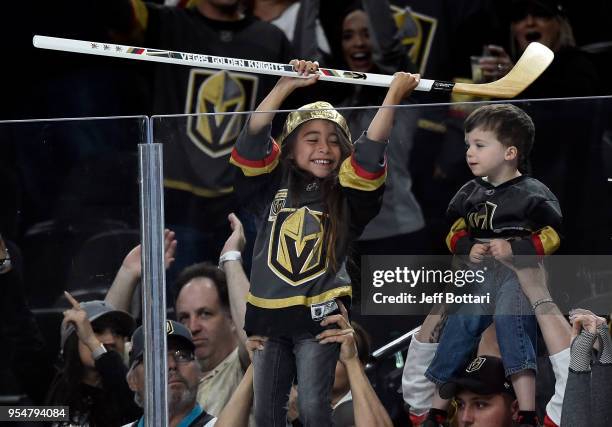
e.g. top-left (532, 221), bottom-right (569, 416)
top-left (123, 320), bottom-right (252, 427)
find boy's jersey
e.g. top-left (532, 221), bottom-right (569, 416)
top-left (230, 124), bottom-right (386, 337)
top-left (446, 176), bottom-right (562, 256)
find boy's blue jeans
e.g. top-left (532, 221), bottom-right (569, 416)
top-left (425, 262), bottom-right (537, 385)
top-left (253, 333), bottom-right (339, 427)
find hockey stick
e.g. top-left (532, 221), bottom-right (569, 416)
top-left (33, 35), bottom-right (553, 99)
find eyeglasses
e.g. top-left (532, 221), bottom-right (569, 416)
top-left (133, 349), bottom-right (195, 367)
top-left (168, 349), bottom-right (195, 364)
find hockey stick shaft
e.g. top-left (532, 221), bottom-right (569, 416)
top-left (33, 35), bottom-right (553, 98)
top-left (33, 35), bottom-right (430, 88)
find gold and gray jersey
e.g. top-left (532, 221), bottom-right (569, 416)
top-left (231, 124), bottom-right (386, 337)
top-left (446, 176), bottom-right (562, 256)
top-left (136, 4), bottom-right (293, 231)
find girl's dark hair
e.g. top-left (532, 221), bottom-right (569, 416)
top-left (45, 329), bottom-right (131, 426)
top-left (46, 334), bottom-right (84, 410)
top-left (281, 123), bottom-right (353, 270)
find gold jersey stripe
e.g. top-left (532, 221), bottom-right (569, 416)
top-left (535, 226), bottom-right (560, 255)
top-left (446, 217), bottom-right (468, 253)
top-left (247, 286), bottom-right (352, 309)
top-left (229, 155), bottom-right (280, 177)
top-left (339, 158), bottom-right (386, 191)
top-left (164, 179), bottom-right (233, 198)
top-left (131, 0), bottom-right (149, 31)
top-left (417, 118), bottom-right (447, 134)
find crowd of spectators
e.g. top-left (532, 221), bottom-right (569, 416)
top-left (1, 0), bottom-right (612, 426)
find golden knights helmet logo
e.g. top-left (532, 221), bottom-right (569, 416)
top-left (465, 356), bottom-right (486, 373)
top-left (269, 189), bottom-right (288, 221)
top-left (268, 207), bottom-right (328, 286)
top-left (390, 5), bottom-right (437, 75)
top-left (185, 69), bottom-right (258, 158)
top-left (165, 320), bottom-right (174, 335)
top-left (467, 201), bottom-right (498, 230)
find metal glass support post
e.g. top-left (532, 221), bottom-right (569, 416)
top-left (138, 118), bottom-right (168, 427)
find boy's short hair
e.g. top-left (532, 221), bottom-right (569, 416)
top-left (465, 104), bottom-right (535, 170)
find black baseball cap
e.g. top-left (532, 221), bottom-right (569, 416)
top-left (439, 356), bottom-right (516, 399)
top-left (129, 320), bottom-right (195, 368)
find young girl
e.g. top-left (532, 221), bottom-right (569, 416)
top-left (230, 59), bottom-right (418, 426)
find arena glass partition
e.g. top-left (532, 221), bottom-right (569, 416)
top-left (152, 95), bottom-right (612, 425)
top-left (0, 116), bottom-right (155, 418)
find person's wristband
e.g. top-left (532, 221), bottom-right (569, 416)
top-left (92, 343), bottom-right (108, 360)
top-left (532, 298), bottom-right (555, 311)
top-left (219, 251), bottom-right (242, 269)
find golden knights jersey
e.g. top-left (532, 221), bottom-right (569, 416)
top-left (446, 176), bottom-right (562, 256)
top-left (136, 4), bottom-right (294, 231)
top-left (230, 125), bottom-right (386, 337)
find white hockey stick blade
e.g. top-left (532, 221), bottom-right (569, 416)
top-left (33, 35), bottom-right (553, 98)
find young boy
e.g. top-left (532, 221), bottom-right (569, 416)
top-left (422, 104), bottom-right (562, 427)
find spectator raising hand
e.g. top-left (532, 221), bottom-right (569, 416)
top-left (46, 294), bottom-right (138, 426)
top-left (105, 229), bottom-right (177, 312)
top-left (316, 302), bottom-right (393, 427)
top-left (562, 308), bottom-right (612, 427)
top-left (62, 291), bottom-right (103, 355)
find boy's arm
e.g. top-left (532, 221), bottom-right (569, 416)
top-left (445, 186), bottom-right (473, 254)
top-left (445, 217), bottom-right (474, 254)
top-left (510, 198), bottom-right (563, 256)
top-left (510, 225), bottom-right (561, 256)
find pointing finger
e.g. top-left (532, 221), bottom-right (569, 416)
top-left (64, 291), bottom-right (81, 310)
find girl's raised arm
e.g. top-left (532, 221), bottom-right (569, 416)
top-left (366, 72), bottom-right (420, 142)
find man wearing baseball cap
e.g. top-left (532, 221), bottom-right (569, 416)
top-left (124, 320), bottom-right (253, 427)
top-left (436, 355), bottom-right (525, 427)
